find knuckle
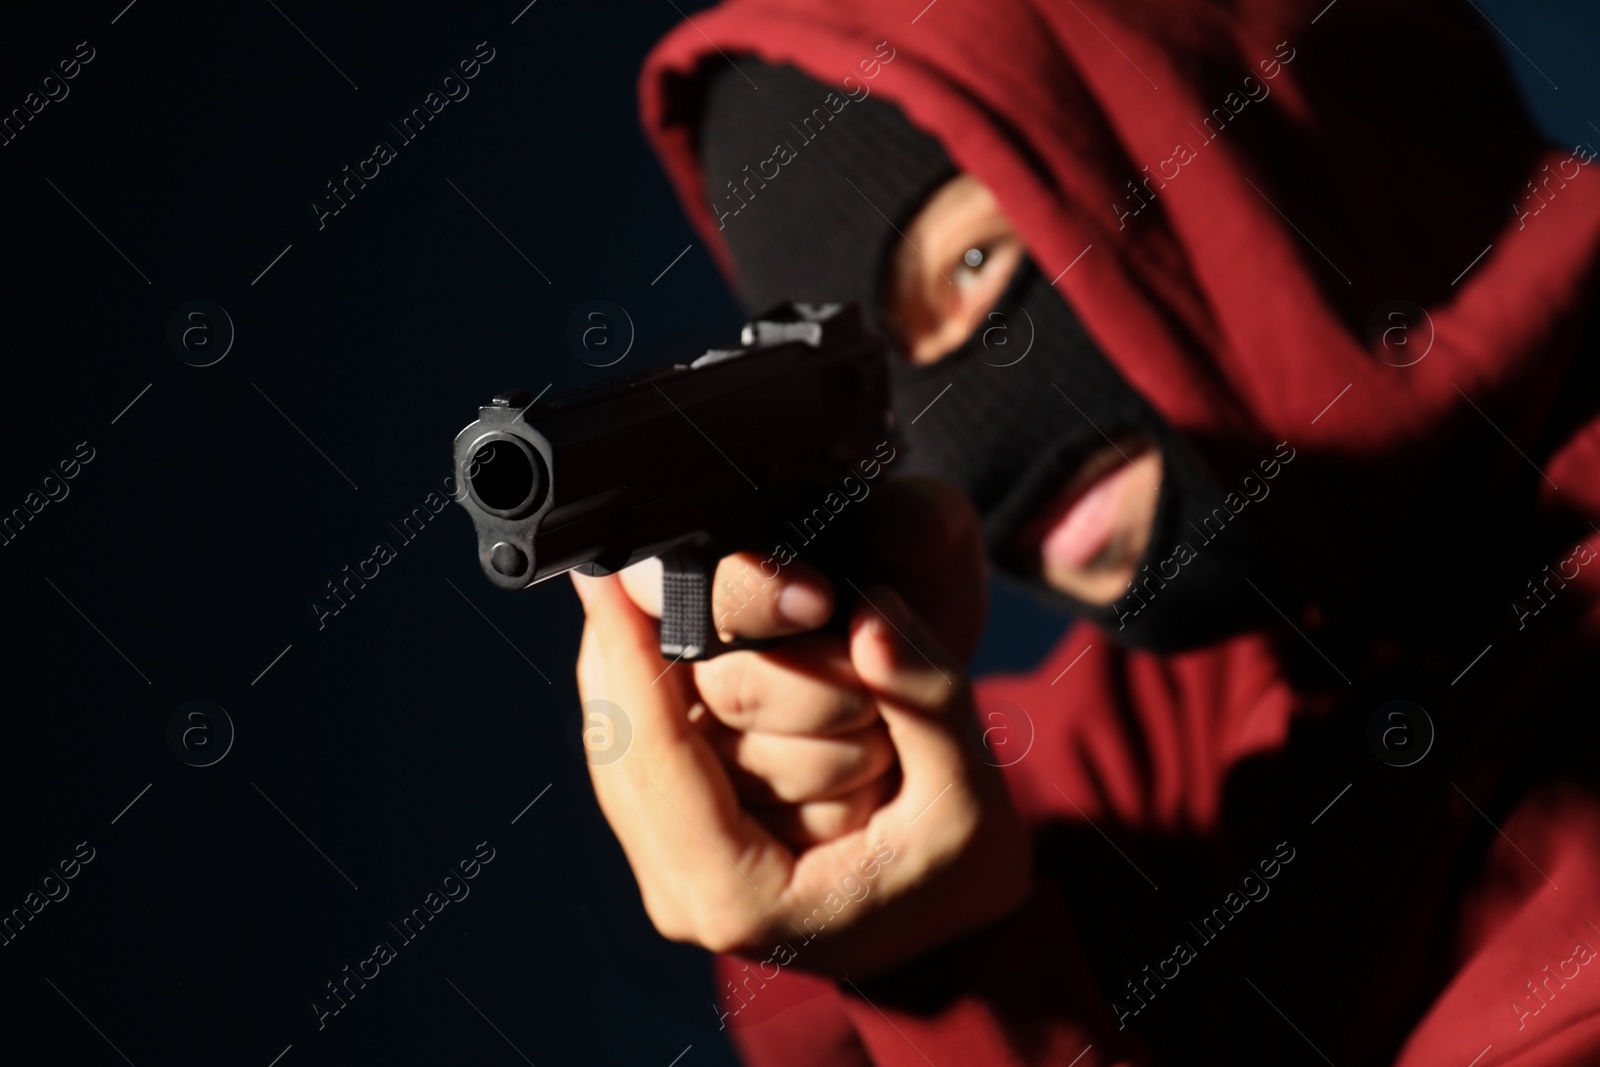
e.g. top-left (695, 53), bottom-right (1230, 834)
top-left (827, 686), bottom-right (875, 734)
top-left (853, 724), bottom-right (898, 780)
top-left (695, 654), bottom-right (753, 723)
top-left (896, 667), bottom-right (961, 715)
top-left (777, 730), bottom-right (893, 802)
top-left (640, 890), bottom-right (692, 944)
top-left (734, 655), bottom-right (764, 719)
top-left (808, 646), bottom-right (876, 728)
top-left (654, 916), bottom-right (699, 946)
top-left (694, 903), bottom-right (764, 955)
top-left (694, 924), bottom-right (743, 955)
top-left (937, 673), bottom-right (974, 714)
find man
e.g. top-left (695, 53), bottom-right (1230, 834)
top-left (572, 0), bottom-right (1600, 1062)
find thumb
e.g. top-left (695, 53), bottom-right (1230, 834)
top-left (571, 572), bottom-right (785, 884)
top-left (846, 587), bottom-right (1026, 922)
top-left (847, 585), bottom-right (974, 807)
top-left (571, 570), bottom-right (694, 738)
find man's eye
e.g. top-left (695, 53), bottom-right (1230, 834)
top-left (955, 247), bottom-right (990, 293)
top-left (879, 195), bottom-right (1025, 366)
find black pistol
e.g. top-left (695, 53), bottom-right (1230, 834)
top-left (452, 303), bottom-right (895, 660)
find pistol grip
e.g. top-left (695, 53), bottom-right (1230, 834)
top-left (658, 547), bottom-right (776, 662)
top-left (656, 503), bottom-right (867, 662)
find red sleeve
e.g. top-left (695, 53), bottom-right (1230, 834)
top-left (716, 953), bottom-right (873, 1067)
top-left (1390, 782), bottom-right (1600, 1067)
top-left (719, 626), bottom-right (1280, 1067)
top-left (834, 878), bottom-right (1138, 1067)
top-left (719, 627), bottom-right (1600, 1066)
top-left (979, 627), bottom-right (1300, 836)
top-left (720, 877), bottom-right (1140, 1067)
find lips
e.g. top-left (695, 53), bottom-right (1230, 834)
top-left (1016, 441), bottom-right (1151, 574)
top-left (1039, 464), bottom-right (1130, 570)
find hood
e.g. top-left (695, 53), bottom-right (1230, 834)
top-left (638, 0), bottom-right (1600, 670)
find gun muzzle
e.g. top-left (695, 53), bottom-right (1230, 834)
top-left (465, 434), bottom-right (546, 517)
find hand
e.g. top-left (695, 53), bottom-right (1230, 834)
top-left (571, 479), bottom-right (1032, 977)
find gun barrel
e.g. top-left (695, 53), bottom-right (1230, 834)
top-left (452, 304), bottom-right (892, 595)
top-left (465, 434), bottom-right (546, 516)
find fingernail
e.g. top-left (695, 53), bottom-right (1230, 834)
top-left (777, 580), bottom-right (831, 628)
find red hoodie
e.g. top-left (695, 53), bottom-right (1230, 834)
top-left (639, 1), bottom-right (1600, 1062)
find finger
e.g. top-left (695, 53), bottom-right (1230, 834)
top-left (573, 571), bottom-right (694, 741)
top-left (847, 585), bottom-right (973, 803)
top-left (691, 635), bottom-right (877, 736)
top-left (859, 477), bottom-right (988, 661)
top-left (842, 587), bottom-right (1033, 959)
top-left (703, 718), bottom-right (897, 805)
top-left (618, 553), bottom-right (835, 638)
top-left (849, 584), bottom-right (966, 713)
top-left (617, 557), bottom-right (666, 616)
top-left (570, 572), bottom-right (789, 890)
top-left (751, 775), bottom-right (896, 851)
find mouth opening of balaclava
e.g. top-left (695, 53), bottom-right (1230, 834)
top-left (696, 57), bottom-right (1267, 651)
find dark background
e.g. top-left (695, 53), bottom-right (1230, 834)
top-left (0, 2), bottom-right (1591, 1064)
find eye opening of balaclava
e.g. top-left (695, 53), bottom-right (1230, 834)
top-left (695, 56), bottom-right (1269, 651)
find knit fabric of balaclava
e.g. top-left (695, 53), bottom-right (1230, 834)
top-left (697, 58), bottom-right (1267, 650)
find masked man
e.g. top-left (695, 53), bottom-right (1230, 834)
top-left (571, 0), bottom-right (1600, 1062)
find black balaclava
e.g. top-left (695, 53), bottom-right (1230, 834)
top-left (697, 59), bottom-right (1266, 650)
